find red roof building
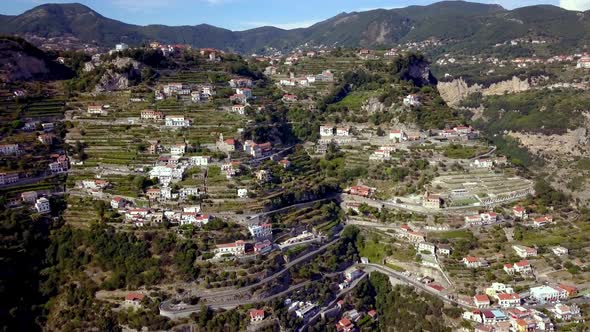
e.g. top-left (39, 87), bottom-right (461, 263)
top-left (250, 309), bottom-right (265, 322)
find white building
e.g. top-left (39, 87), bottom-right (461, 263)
top-left (214, 240), bottom-right (246, 256)
top-left (462, 256), bottom-right (482, 268)
top-left (530, 285), bottom-right (567, 303)
top-left (165, 115), bottom-right (191, 127)
top-left (576, 56), bottom-right (590, 69)
top-left (248, 223), bottom-right (272, 239)
top-left (295, 302), bottom-right (317, 320)
top-left (170, 144), bottom-right (186, 156)
top-left (513, 245), bottom-right (537, 258)
top-left (549, 303), bottom-right (580, 321)
top-left (319, 125), bottom-right (334, 137)
top-left (236, 88), bottom-right (252, 99)
top-left (81, 179), bottom-right (109, 190)
top-left (190, 156), bottom-right (210, 166)
top-left (21, 191), bottom-right (38, 203)
top-left (496, 293), bottom-right (521, 308)
top-left (0, 144), bottom-right (20, 155)
top-left (417, 242), bottom-right (436, 254)
top-left (149, 165), bottom-right (185, 186)
top-left (231, 105), bottom-right (246, 115)
top-left (551, 246), bottom-right (568, 257)
top-left (389, 130), bottom-right (407, 142)
top-left (336, 127), bottom-right (350, 137)
top-left (179, 187), bottom-right (200, 200)
top-left (49, 161), bottom-right (68, 174)
top-left (35, 197), bottom-right (51, 214)
top-left (115, 43), bottom-right (129, 51)
top-left (110, 196), bottom-right (126, 209)
top-left (237, 188), bottom-right (248, 198)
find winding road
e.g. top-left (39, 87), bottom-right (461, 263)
top-left (159, 232), bottom-right (342, 318)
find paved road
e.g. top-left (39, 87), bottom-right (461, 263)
top-left (470, 146), bottom-right (497, 161)
top-left (159, 232), bottom-right (342, 318)
top-left (298, 273), bottom-right (369, 331)
top-left (237, 194), bottom-right (340, 223)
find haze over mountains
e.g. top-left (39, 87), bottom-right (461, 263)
top-left (1, 1), bottom-right (590, 54)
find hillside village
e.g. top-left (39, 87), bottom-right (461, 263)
top-left (2, 6), bottom-right (590, 331)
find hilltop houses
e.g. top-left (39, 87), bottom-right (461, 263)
top-left (504, 260), bottom-right (533, 275)
top-left (513, 245), bottom-right (537, 258)
top-left (0, 172), bottom-right (19, 185)
top-left (165, 115), bottom-right (191, 127)
top-left (141, 110), bottom-right (164, 121)
top-left (243, 140), bottom-right (272, 158)
top-left (248, 223), bottom-right (273, 240)
top-left (0, 144), bottom-right (20, 155)
top-left (217, 135), bottom-right (236, 153)
top-left (320, 125), bottom-right (334, 137)
top-left (423, 192), bottom-right (442, 209)
top-left (389, 130), bottom-right (407, 142)
top-left (282, 94), bottom-right (298, 103)
top-left (87, 105), bottom-right (107, 115)
top-left (214, 240), bottom-right (246, 257)
top-left (513, 205), bottom-right (528, 219)
top-left (190, 156), bottom-right (210, 166)
top-left (463, 256), bottom-right (485, 268)
top-left (229, 78), bottom-right (253, 88)
top-left (349, 185), bottom-right (374, 198)
top-left (35, 197), bottom-right (51, 214)
top-left (533, 215), bottom-right (553, 227)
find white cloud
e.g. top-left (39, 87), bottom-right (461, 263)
top-left (560, 0), bottom-right (590, 10)
top-left (241, 20), bottom-right (318, 30)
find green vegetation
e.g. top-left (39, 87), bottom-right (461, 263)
top-left (443, 144), bottom-right (477, 159)
top-left (477, 89), bottom-right (588, 135)
top-left (358, 273), bottom-right (452, 332)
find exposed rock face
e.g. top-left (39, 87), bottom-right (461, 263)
top-left (83, 62), bottom-right (95, 73)
top-left (0, 38), bottom-right (72, 82)
top-left (94, 70), bottom-right (130, 93)
top-left (94, 57), bottom-right (143, 92)
top-left (362, 97), bottom-right (389, 114)
top-left (406, 60), bottom-right (437, 87)
top-left (507, 127), bottom-right (589, 159)
top-left (484, 76), bottom-right (530, 96)
top-left (438, 76), bottom-right (530, 106)
top-left (361, 97), bottom-right (420, 130)
top-left (437, 79), bottom-right (481, 106)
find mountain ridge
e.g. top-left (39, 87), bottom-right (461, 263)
top-left (1, 1), bottom-right (589, 54)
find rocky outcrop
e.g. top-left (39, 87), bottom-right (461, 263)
top-left (0, 37), bottom-right (73, 82)
top-left (437, 79), bottom-right (481, 107)
top-left (484, 76), bottom-right (530, 96)
top-left (361, 97), bottom-right (420, 130)
top-left (94, 70), bottom-right (131, 92)
top-left (404, 59), bottom-right (437, 87)
top-left (507, 127), bottom-right (589, 159)
top-left (94, 57), bottom-right (143, 92)
top-left (362, 97), bottom-right (390, 114)
top-left (438, 76), bottom-right (530, 106)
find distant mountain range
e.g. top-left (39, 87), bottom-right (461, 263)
top-left (1, 1), bottom-right (589, 54)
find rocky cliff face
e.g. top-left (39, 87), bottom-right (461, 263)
top-left (0, 37), bottom-right (73, 82)
top-left (94, 57), bottom-right (143, 92)
top-left (361, 97), bottom-right (420, 130)
top-left (438, 76), bottom-right (530, 106)
top-left (404, 60), bottom-right (437, 87)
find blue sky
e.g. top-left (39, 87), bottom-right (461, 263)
top-left (3, 0), bottom-right (588, 31)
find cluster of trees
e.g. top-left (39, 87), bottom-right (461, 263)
top-left (42, 223), bottom-right (162, 295)
top-left (0, 207), bottom-right (53, 331)
top-left (367, 273), bottom-right (452, 332)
